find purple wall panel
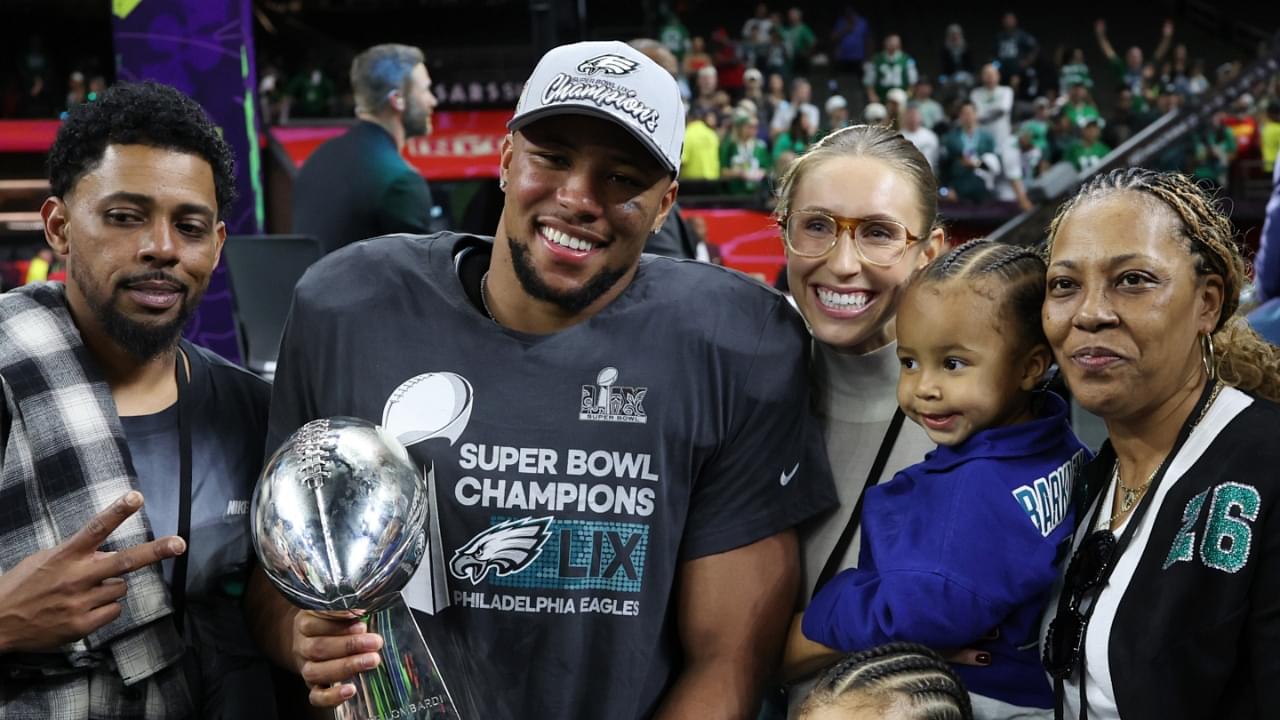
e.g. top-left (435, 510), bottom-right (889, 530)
top-left (112, 0), bottom-right (263, 364)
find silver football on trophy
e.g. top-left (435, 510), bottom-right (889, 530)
top-left (251, 417), bottom-right (428, 612)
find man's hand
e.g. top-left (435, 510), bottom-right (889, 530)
top-left (244, 566), bottom-right (384, 708)
top-left (292, 610), bottom-right (384, 707)
top-left (0, 490), bottom-right (186, 654)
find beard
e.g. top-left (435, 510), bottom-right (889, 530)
top-left (508, 236), bottom-right (629, 315)
top-left (71, 263), bottom-right (197, 361)
top-left (403, 99), bottom-right (431, 139)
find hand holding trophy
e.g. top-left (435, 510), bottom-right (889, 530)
top-left (252, 417), bottom-right (462, 719)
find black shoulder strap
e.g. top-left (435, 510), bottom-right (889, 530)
top-left (172, 350), bottom-right (194, 635)
top-left (1078, 442), bottom-right (1114, 527)
top-left (812, 408), bottom-right (906, 595)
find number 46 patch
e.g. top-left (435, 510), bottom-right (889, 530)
top-left (1163, 482), bottom-right (1262, 573)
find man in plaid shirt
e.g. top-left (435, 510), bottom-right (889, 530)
top-left (0, 82), bottom-right (272, 719)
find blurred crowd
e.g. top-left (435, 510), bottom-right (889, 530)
top-left (7, 6), bottom-right (1280, 212)
top-left (6, 37), bottom-right (110, 120)
top-left (6, 34), bottom-right (352, 125)
top-left (659, 5), bottom-right (1280, 209)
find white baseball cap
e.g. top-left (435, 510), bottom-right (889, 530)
top-left (509, 40), bottom-right (686, 174)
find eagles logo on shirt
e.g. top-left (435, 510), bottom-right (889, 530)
top-left (577, 54), bottom-right (639, 76)
top-left (450, 516), bottom-right (553, 584)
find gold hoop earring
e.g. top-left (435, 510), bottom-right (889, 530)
top-left (1201, 332), bottom-right (1218, 382)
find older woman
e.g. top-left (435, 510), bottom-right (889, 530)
top-left (1039, 167), bottom-right (1280, 719)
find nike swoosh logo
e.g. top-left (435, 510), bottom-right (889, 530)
top-left (779, 463), bottom-right (799, 486)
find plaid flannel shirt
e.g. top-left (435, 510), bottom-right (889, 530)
top-left (0, 283), bottom-right (191, 719)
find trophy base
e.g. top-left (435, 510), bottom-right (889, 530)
top-left (334, 594), bottom-right (462, 720)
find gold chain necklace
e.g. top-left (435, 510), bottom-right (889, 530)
top-left (1108, 464), bottom-right (1157, 525)
top-left (1108, 381), bottom-right (1225, 527)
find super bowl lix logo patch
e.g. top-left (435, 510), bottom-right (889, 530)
top-left (579, 366), bottom-right (648, 424)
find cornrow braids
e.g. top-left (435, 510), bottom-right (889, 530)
top-left (911, 238), bottom-right (1049, 352)
top-left (1046, 168), bottom-right (1280, 402)
top-left (935, 237), bottom-right (986, 276)
top-left (798, 642), bottom-right (973, 720)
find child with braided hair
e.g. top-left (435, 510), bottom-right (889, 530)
top-left (801, 239), bottom-right (1092, 719)
top-left (798, 642), bottom-right (974, 720)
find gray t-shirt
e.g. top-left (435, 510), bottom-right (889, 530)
top-left (121, 341), bottom-right (266, 595)
top-left (269, 232), bottom-right (837, 720)
top-left (120, 340), bottom-right (273, 719)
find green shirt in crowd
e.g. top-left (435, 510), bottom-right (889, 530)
top-left (782, 23), bottom-right (817, 59)
top-left (1059, 62), bottom-right (1093, 94)
top-left (863, 51), bottom-right (918, 100)
top-left (1063, 102), bottom-right (1101, 128)
top-left (1065, 139), bottom-right (1111, 171)
top-left (720, 138), bottom-right (773, 195)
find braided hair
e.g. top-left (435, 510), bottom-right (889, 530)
top-left (1045, 167), bottom-right (1280, 402)
top-left (909, 238), bottom-right (1049, 353)
top-left (798, 643), bottom-right (973, 720)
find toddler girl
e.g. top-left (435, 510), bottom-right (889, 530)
top-left (801, 239), bottom-right (1091, 718)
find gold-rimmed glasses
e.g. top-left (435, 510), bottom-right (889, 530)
top-left (779, 211), bottom-right (924, 266)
